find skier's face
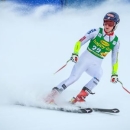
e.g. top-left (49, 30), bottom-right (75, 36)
top-left (103, 20), bottom-right (115, 32)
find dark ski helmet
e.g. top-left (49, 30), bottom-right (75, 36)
top-left (103, 12), bottom-right (120, 24)
top-left (103, 12), bottom-right (120, 31)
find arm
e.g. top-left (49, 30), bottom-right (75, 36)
top-left (73, 28), bottom-right (99, 55)
top-left (111, 41), bottom-right (120, 75)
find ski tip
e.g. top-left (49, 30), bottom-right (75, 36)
top-left (93, 108), bottom-right (120, 113)
top-left (112, 108), bottom-right (120, 113)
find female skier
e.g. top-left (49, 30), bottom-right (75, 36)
top-left (45, 12), bottom-right (120, 104)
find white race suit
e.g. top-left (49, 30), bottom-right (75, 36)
top-left (56, 28), bottom-right (120, 92)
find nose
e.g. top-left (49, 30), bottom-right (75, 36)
top-left (104, 24), bottom-right (110, 28)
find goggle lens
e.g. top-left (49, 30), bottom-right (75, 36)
top-left (104, 20), bottom-right (115, 27)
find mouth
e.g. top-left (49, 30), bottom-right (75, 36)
top-left (105, 27), bottom-right (109, 30)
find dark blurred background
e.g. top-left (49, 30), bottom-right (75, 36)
top-left (1, 0), bottom-right (130, 8)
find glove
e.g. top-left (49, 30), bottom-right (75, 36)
top-left (71, 53), bottom-right (79, 63)
top-left (111, 74), bottom-right (118, 83)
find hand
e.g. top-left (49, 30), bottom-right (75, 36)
top-left (111, 74), bottom-right (118, 83)
top-left (71, 53), bottom-right (78, 63)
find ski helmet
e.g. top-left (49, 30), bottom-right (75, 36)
top-left (103, 12), bottom-right (120, 24)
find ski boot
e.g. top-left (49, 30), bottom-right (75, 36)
top-left (44, 87), bottom-right (62, 104)
top-left (70, 87), bottom-right (89, 104)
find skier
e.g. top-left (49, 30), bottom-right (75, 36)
top-left (45, 12), bottom-right (120, 104)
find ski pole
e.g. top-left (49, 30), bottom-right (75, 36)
top-left (118, 80), bottom-right (130, 94)
top-left (54, 59), bottom-right (71, 74)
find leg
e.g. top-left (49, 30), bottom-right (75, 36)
top-left (56, 52), bottom-right (90, 91)
top-left (84, 64), bottom-right (103, 92)
top-left (70, 64), bottom-right (103, 104)
top-left (45, 52), bottom-right (90, 103)
top-left (56, 63), bottom-right (85, 91)
top-left (44, 63), bottom-right (85, 104)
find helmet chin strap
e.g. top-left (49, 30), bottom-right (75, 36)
top-left (113, 24), bottom-right (118, 31)
top-left (108, 24), bottom-right (118, 34)
top-left (109, 27), bottom-right (115, 34)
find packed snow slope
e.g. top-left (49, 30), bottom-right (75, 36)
top-left (0, 1), bottom-right (130, 130)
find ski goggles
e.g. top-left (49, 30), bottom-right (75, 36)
top-left (104, 20), bottom-right (115, 27)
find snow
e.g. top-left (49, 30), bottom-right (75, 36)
top-left (0, 1), bottom-right (130, 130)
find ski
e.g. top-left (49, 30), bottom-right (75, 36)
top-left (15, 103), bottom-right (93, 114)
top-left (93, 108), bottom-right (120, 113)
top-left (58, 107), bottom-right (93, 113)
top-left (68, 102), bottom-right (120, 114)
top-left (15, 103), bottom-right (119, 114)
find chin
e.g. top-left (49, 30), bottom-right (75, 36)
top-left (105, 29), bottom-right (110, 33)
